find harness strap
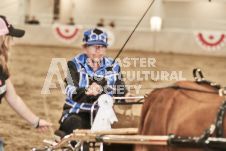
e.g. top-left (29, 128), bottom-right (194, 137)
top-left (140, 84), bottom-right (226, 96)
top-left (171, 85), bottom-right (219, 94)
top-left (193, 68), bottom-right (221, 89)
top-left (214, 100), bottom-right (226, 137)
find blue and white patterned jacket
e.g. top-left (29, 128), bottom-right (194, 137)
top-left (60, 54), bottom-right (128, 121)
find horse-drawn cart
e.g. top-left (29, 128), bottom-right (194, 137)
top-left (32, 69), bottom-right (226, 151)
top-left (32, 126), bottom-right (226, 151)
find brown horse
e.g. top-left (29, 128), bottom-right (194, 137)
top-left (135, 80), bottom-right (225, 151)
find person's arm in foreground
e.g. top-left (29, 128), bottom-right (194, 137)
top-left (4, 79), bottom-right (52, 132)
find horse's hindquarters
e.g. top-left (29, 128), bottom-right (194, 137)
top-left (135, 81), bottom-right (225, 151)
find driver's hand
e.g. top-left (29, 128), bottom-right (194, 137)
top-left (86, 82), bottom-right (103, 96)
top-left (125, 93), bottom-right (135, 102)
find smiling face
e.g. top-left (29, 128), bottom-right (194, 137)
top-left (83, 44), bottom-right (107, 63)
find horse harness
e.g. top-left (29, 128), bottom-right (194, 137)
top-left (166, 69), bottom-right (226, 150)
top-left (128, 68), bottom-right (226, 149)
top-left (111, 68), bottom-right (226, 149)
top-left (191, 69), bottom-right (226, 138)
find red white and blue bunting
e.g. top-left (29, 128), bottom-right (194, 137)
top-left (195, 31), bottom-right (226, 51)
top-left (52, 23), bottom-right (82, 44)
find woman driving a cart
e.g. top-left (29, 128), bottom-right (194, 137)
top-left (57, 28), bottom-right (134, 150)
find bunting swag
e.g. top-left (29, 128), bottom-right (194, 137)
top-left (52, 23), bottom-right (82, 44)
top-left (195, 31), bottom-right (226, 51)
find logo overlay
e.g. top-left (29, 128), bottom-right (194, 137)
top-left (41, 57), bottom-right (186, 95)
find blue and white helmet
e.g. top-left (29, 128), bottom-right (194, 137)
top-left (83, 28), bottom-right (108, 46)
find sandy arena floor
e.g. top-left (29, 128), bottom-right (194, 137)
top-left (0, 45), bottom-right (226, 150)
